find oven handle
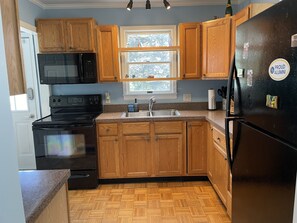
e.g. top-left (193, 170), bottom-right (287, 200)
top-left (70, 174), bottom-right (90, 179)
top-left (33, 125), bottom-right (94, 131)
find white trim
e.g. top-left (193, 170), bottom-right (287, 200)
top-left (293, 172), bottom-right (297, 223)
top-left (20, 21), bottom-right (36, 32)
top-left (121, 25), bottom-right (178, 100)
top-left (29, 0), bottom-right (241, 9)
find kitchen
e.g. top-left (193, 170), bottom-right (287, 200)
top-left (1, 0), bottom-right (297, 222)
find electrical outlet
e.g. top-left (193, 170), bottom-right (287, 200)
top-left (183, 94), bottom-right (192, 102)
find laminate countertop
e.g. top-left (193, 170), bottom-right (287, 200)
top-left (96, 110), bottom-right (232, 134)
top-left (19, 169), bottom-right (70, 223)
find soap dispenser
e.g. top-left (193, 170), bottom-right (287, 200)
top-left (134, 98), bottom-right (139, 112)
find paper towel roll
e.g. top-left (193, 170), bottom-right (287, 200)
top-left (208, 89), bottom-right (216, 110)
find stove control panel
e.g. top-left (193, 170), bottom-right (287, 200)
top-left (50, 95), bottom-right (102, 108)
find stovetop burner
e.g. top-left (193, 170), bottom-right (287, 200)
top-left (33, 94), bottom-right (103, 126)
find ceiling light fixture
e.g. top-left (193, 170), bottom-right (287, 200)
top-left (126, 0), bottom-right (133, 11)
top-left (146, 0), bottom-right (151, 9)
top-left (126, 0), bottom-right (170, 10)
top-left (163, 0), bottom-right (171, 9)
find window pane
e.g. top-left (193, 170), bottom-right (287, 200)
top-left (128, 63), bottom-right (170, 79)
top-left (128, 51), bottom-right (170, 62)
top-left (127, 33), bottom-right (171, 47)
top-left (129, 81), bottom-right (171, 92)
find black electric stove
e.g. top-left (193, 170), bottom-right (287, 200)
top-left (32, 95), bottom-right (103, 190)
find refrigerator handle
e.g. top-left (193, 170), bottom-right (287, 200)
top-left (225, 117), bottom-right (243, 170)
top-left (226, 56), bottom-right (237, 117)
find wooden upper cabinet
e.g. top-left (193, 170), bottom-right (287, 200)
top-left (65, 18), bottom-right (95, 52)
top-left (179, 23), bottom-right (201, 79)
top-left (202, 17), bottom-right (231, 79)
top-left (1, 0), bottom-right (25, 95)
top-left (231, 7), bottom-right (250, 60)
top-left (231, 3), bottom-right (274, 60)
top-left (96, 25), bottom-right (119, 82)
top-left (37, 19), bottom-right (66, 52)
top-left (37, 18), bottom-right (95, 53)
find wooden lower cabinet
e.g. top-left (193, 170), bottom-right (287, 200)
top-left (213, 142), bottom-right (228, 205)
top-left (207, 124), bottom-right (215, 182)
top-left (35, 184), bottom-right (70, 223)
top-left (98, 136), bottom-right (121, 178)
top-left (122, 135), bottom-right (151, 177)
top-left (154, 134), bottom-right (184, 176)
top-left (187, 121), bottom-right (207, 175)
top-left (207, 125), bottom-right (231, 217)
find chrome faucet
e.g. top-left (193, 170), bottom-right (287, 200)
top-left (148, 96), bottom-right (156, 115)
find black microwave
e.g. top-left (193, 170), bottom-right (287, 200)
top-left (37, 53), bottom-right (97, 84)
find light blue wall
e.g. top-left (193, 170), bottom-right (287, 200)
top-left (17, 1), bottom-right (231, 104)
top-left (42, 6), bottom-right (226, 25)
top-left (18, 0), bottom-right (44, 26)
top-left (0, 5), bottom-right (25, 222)
top-left (52, 80), bottom-right (227, 104)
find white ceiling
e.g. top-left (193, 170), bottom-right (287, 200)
top-left (29, 0), bottom-right (243, 9)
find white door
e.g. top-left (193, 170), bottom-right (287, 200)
top-left (10, 32), bottom-right (41, 170)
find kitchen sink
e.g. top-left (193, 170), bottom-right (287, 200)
top-left (121, 111), bottom-right (150, 118)
top-left (151, 109), bottom-right (180, 117)
top-left (121, 109), bottom-right (180, 118)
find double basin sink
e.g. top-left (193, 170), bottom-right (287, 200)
top-left (121, 109), bottom-right (180, 118)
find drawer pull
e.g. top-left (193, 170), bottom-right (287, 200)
top-left (217, 137), bottom-right (221, 141)
top-left (106, 128), bottom-right (110, 132)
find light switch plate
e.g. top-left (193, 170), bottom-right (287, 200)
top-left (183, 94), bottom-right (192, 102)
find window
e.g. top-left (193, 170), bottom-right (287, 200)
top-left (120, 25), bottom-right (178, 100)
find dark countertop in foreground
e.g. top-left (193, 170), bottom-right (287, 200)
top-left (19, 169), bottom-right (70, 223)
top-left (96, 110), bottom-right (232, 134)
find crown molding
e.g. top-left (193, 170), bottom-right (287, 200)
top-left (29, 0), bottom-right (241, 10)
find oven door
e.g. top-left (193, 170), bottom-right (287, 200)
top-left (33, 123), bottom-right (97, 170)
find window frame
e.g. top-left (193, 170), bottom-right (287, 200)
top-left (120, 25), bottom-right (178, 100)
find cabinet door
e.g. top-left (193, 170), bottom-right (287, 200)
top-left (98, 136), bottom-right (121, 179)
top-left (122, 135), bottom-right (151, 177)
top-left (97, 25), bottom-right (119, 82)
top-left (202, 17), bottom-right (231, 79)
top-left (1, 0), bottom-right (25, 95)
top-left (231, 7), bottom-right (250, 61)
top-left (207, 124), bottom-right (215, 182)
top-left (37, 19), bottom-right (66, 52)
top-left (213, 142), bottom-right (228, 205)
top-left (65, 19), bottom-right (95, 52)
top-left (187, 121), bottom-right (207, 175)
top-left (179, 23), bottom-right (201, 79)
top-left (154, 134), bottom-right (185, 176)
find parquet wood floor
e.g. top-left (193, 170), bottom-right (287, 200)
top-left (68, 181), bottom-right (231, 223)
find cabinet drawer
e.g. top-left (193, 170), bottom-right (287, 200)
top-left (122, 122), bottom-right (150, 135)
top-left (212, 127), bottom-right (226, 149)
top-left (154, 121), bottom-right (183, 134)
top-left (98, 123), bottom-right (118, 136)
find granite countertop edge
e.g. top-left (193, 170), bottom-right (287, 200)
top-left (20, 169), bottom-right (70, 223)
top-left (96, 110), bottom-right (232, 134)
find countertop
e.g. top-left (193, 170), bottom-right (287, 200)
top-left (19, 169), bottom-right (70, 223)
top-left (96, 110), bottom-right (232, 134)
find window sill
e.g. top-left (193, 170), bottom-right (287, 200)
top-left (123, 93), bottom-right (177, 101)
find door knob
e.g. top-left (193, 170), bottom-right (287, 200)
top-left (25, 114), bottom-right (35, 119)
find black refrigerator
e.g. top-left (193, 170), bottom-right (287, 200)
top-left (225, 0), bottom-right (297, 222)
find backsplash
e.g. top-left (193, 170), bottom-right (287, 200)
top-left (52, 80), bottom-right (227, 104)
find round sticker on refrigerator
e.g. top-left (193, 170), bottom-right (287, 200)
top-left (268, 58), bottom-right (290, 81)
